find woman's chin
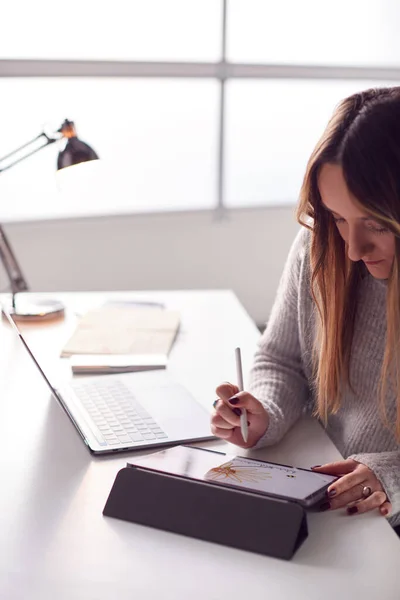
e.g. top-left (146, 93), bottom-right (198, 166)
top-left (365, 263), bottom-right (390, 279)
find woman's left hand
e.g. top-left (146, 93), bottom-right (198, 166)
top-left (312, 459), bottom-right (392, 516)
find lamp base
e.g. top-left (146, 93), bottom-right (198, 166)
top-left (8, 299), bottom-right (65, 322)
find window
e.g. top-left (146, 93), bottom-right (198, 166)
top-left (224, 79), bottom-right (399, 208)
top-left (0, 1), bottom-right (399, 221)
top-left (0, 1), bottom-right (222, 61)
top-left (227, 0), bottom-right (400, 66)
top-left (0, 78), bottom-right (219, 220)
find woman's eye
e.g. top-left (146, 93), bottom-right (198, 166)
top-left (366, 224), bottom-right (389, 234)
top-left (332, 215), bottom-right (390, 235)
top-left (365, 219), bottom-right (390, 234)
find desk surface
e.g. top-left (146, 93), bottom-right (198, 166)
top-left (0, 291), bottom-right (399, 600)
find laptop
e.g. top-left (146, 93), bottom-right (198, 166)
top-left (3, 307), bottom-right (215, 454)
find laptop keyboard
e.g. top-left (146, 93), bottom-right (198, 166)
top-left (72, 379), bottom-right (168, 446)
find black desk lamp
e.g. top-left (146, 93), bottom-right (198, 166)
top-left (0, 120), bottom-right (99, 321)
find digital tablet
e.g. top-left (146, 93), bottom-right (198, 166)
top-left (128, 445), bottom-right (337, 507)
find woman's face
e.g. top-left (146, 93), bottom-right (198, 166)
top-left (318, 163), bottom-right (396, 279)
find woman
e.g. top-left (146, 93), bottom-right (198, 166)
top-left (211, 86), bottom-right (400, 528)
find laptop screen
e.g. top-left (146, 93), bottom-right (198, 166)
top-left (1, 306), bottom-right (63, 398)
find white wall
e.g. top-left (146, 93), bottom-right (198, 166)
top-left (2, 206), bottom-right (300, 325)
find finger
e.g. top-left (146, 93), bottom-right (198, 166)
top-left (312, 459), bottom-right (358, 476)
top-left (326, 469), bottom-right (367, 498)
top-left (212, 402), bottom-right (241, 428)
top-left (327, 484), bottom-right (368, 510)
top-left (347, 491), bottom-right (388, 515)
top-left (210, 424), bottom-right (235, 440)
top-left (216, 383), bottom-right (240, 401)
top-left (380, 501), bottom-right (392, 517)
top-left (211, 424), bottom-right (254, 449)
top-left (211, 415), bottom-right (235, 430)
top-left (225, 391), bottom-right (266, 414)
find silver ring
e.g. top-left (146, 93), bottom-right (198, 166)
top-left (362, 485), bottom-right (372, 498)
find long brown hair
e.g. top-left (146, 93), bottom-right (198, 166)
top-left (297, 86), bottom-right (400, 438)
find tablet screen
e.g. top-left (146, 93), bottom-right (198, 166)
top-left (129, 445), bottom-right (336, 503)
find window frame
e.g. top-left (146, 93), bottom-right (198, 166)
top-left (1, 0), bottom-right (400, 217)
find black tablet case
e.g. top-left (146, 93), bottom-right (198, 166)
top-left (103, 464), bottom-right (308, 560)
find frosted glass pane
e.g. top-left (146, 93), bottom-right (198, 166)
top-left (228, 0), bottom-right (400, 66)
top-left (224, 80), bottom-right (399, 208)
top-left (0, 1), bottom-right (222, 62)
top-left (0, 79), bottom-right (218, 221)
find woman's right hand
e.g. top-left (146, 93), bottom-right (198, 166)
top-left (211, 382), bottom-right (269, 449)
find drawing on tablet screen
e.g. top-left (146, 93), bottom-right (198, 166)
top-left (205, 460), bottom-right (272, 483)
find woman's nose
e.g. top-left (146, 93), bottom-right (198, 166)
top-left (347, 228), bottom-right (374, 262)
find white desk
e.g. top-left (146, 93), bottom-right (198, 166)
top-left (0, 291), bottom-right (399, 600)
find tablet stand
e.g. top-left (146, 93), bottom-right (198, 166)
top-left (103, 465), bottom-right (308, 560)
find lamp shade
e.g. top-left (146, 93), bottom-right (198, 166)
top-left (57, 119), bottom-right (99, 171)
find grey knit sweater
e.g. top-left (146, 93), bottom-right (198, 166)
top-left (249, 228), bottom-right (400, 526)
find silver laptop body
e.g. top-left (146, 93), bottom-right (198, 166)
top-left (3, 308), bottom-right (214, 454)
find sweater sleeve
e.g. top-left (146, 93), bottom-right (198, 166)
top-left (249, 228), bottom-right (311, 449)
top-left (348, 450), bottom-right (400, 526)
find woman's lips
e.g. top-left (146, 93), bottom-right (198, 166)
top-left (364, 260), bottom-right (384, 265)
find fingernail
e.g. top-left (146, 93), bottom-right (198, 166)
top-left (212, 400), bottom-right (218, 408)
top-left (381, 508), bottom-right (389, 516)
top-left (232, 407), bottom-right (242, 416)
top-left (319, 502), bottom-right (331, 511)
top-left (327, 489), bottom-right (336, 498)
top-left (229, 396), bottom-right (239, 405)
top-left (347, 506), bottom-right (358, 515)
top-left (311, 465), bottom-right (321, 469)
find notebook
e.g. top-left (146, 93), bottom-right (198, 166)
top-left (61, 305), bottom-right (180, 358)
top-left (69, 353), bottom-right (167, 375)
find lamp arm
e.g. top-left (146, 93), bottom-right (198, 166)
top-left (0, 225), bottom-right (28, 294)
top-left (0, 132), bottom-right (58, 296)
top-left (0, 132), bottom-right (58, 173)
top-left (0, 134), bottom-right (57, 299)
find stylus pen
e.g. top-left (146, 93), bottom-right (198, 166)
top-left (235, 347), bottom-right (248, 443)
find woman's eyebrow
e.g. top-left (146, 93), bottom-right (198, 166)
top-left (321, 203), bottom-right (377, 221)
top-left (321, 202), bottom-right (340, 215)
